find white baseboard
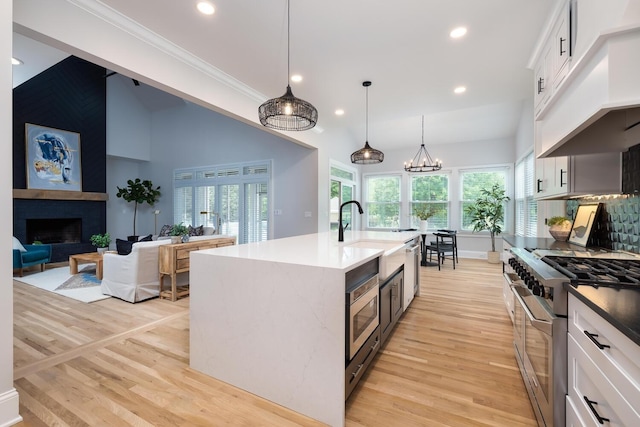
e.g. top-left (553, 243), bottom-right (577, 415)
top-left (0, 388), bottom-right (22, 427)
top-left (458, 250), bottom-right (487, 260)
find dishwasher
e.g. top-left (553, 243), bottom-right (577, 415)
top-left (403, 236), bottom-right (420, 311)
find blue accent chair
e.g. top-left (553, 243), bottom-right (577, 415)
top-left (13, 244), bottom-right (52, 277)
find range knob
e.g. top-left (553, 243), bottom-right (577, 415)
top-left (508, 258), bottom-right (516, 267)
top-left (532, 283), bottom-right (544, 297)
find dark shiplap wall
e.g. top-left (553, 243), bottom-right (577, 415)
top-left (13, 56), bottom-right (107, 261)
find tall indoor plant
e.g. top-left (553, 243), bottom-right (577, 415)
top-left (116, 178), bottom-right (161, 240)
top-left (464, 183), bottom-right (510, 264)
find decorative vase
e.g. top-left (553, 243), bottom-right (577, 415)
top-left (487, 251), bottom-right (501, 264)
top-left (548, 225), bottom-right (570, 241)
top-left (97, 247), bottom-right (108, 255)
top-left (419, 220), bottom-right (428, 232)
top-left (171, 236), bottom-right (181, 244)
top-left (181, 234), bottom-right (190, 243)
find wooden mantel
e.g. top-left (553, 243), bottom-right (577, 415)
top-left (13, 189), bottom-right (109, 201)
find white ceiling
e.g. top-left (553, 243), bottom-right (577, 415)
top-left (12, 0), bottom-right (556, 151)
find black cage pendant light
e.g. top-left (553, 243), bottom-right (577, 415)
top-left (351, 81), bottom-right (384, 164)
top-left (404, 115), bottom-right (442, 172)
top-left (258, 0), bottom-right (318, 131)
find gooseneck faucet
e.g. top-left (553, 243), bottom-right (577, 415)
top-left (339, 200), bottom-right (364, 242)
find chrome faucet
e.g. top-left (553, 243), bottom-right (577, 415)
top-left (339, 200), bottom-right (364, 242)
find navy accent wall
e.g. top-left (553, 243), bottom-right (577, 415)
top-left (13, 56), bottom-right (107, 262)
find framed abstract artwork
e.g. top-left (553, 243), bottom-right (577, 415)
top-left (25, 123), bottom-right (82, 191)
top-left (568, 203), bottom-right (601, 247)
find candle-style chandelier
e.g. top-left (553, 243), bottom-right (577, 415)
top-left (404, 115), bottom-right (442, 172)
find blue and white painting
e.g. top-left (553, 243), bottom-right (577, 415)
top-left (26, 124), bottom-right (82, 191)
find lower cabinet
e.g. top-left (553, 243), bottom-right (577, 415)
top-left (380, 267), bottom-right (404, 346)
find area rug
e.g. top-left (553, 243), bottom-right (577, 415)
top-left (13, 266), bottom-right (111, 303)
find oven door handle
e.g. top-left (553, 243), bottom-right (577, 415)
top-left (512, 287), bottom-right (553, 336)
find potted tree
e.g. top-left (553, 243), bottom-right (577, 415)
top-left (90, 232), bottom-right (111, 254)
top-left (464, 183), bottom-right (510, 264)
top-left (547, 216), bottom-right (572, 241)
top-left (170, 223), bottom-right (189, 244)
top-left (116, 178), bottom-right (161, 241)
top-left (413, 204), bottom-right (436, 232)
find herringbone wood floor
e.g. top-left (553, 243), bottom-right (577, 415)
top-left (13, 259), bottom-right (536, 426)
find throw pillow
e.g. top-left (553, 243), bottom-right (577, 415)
top-left (138, 234), bottom-right (153, 242)
top-left (188, 225), bottom-right (204, 236)
top-left (12, 236), bottom-right (27, 252)
top-left (158, 224), bottom-right (172, 237)
top-left (116, 238), bottom-right (134, 256)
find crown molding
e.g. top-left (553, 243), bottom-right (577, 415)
top-left (67, 0), bottom-right (266, 104)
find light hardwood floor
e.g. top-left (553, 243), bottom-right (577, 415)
top-left (13, 259), bottom-right (536, 426)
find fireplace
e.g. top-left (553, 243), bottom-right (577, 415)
top-left (27, 218), bottom-right (82, 244)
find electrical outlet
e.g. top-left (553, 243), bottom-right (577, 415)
top-left (274, 209), bottom-right (282, 215)
top-left (304, 211), bottom-right (312, 218)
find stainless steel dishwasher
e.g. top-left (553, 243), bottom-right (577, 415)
top-left (403, 236), bottom-right (420, 311)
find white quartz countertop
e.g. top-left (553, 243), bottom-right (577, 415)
top-left (198, 230), bottom-right (420, 271)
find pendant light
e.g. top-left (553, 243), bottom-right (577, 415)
top-left (258, 0), bottom-right (318, 131)
top-left (351, 81), bottom-right (384, 164)
top-left (404, 115), bottom-right (442, 172)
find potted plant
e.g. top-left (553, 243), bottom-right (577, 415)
top-left (547, 216), bottom-right (572, 241)
top-left (413, 204), bottom-right (436, 232)
top-left (170, 223), bottom-right (189, 244)
top-left (464, 183), bottom-right (510, 264)
top-left (116, 178), bottom-right (161, 241)
top-left (90, 232), bottom-right (111, 254)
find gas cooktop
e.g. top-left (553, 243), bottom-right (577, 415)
top-left (542, 255), bottom-right (640, 288)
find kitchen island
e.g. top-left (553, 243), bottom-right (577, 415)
top-left (189, 230), bottom-right (419, 427)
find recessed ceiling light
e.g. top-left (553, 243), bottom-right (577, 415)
top-left (197, 2), bottom-right (215, 15)
top-left (11, 57), bottom-right (23, 65)
top-left (290, 74), bottom-right (302, 83)
top-left (454, 86), bottom-right (467, 94)
top-left (450, 27), bottom-right (467, 39)
top-left (335, 109), bottom-right (345, 116)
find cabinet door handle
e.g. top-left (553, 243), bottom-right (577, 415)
top-left (560, 37), bottom-right (566, 56)
top-left (559, 169), bottom-right (566, 187)
top-left (537, 78), bottom-right (544, 94)
top-left (583, 396), bottom-right (610, 424)
top-left (584, 330), bottom-right (610, 350)
top-left (537, 179), bottom-right (542, 193)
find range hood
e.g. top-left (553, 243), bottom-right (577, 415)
top-left (538, 26), bottom-right (640, 158)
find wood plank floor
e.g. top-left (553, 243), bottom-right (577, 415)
top-left (13, 259), bottom-right (536, 426)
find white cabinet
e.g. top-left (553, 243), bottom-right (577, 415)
top-left (533, 0), bottom-right (573, 119)
top-left (501, 239), bottom-right (515, 324)
top-left (534, 152), bottom-right (621, 199)
top-left (567, 294), bottom-right (640, 427)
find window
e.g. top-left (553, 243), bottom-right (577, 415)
top-left (515, 152), bottom-right (537, 236)
top-left (410, 174), bottom-right (449, 230)
top-left (460, 169), bottom-right (508, 231)
top-left (173, 161), bottom-right (271, 244)
top-left (365, 175), bottom-right (401, 229)
top-left (330, 163), bottom-right (357, 231)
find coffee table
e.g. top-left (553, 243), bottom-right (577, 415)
top-left (69, 252), bottom-right (104, 280)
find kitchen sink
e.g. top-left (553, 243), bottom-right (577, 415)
top-left (344, 240), bottom-right (405, 281)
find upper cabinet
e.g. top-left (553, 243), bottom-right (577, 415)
top-left (532, 0), bottom-right (640, 158)
top-left (532, 0), bottom-right (574, 120)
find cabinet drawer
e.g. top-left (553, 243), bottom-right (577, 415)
top-left (568, 334), bottom-right (640, 426)
top-left (566, 395), bottom-right (586, 427)
top-left (176, 247), bottom-right (196, 260)
top-left (569, 296), bottom-right (640, 405)
top-left (176, 258), bottom-right (190, 270)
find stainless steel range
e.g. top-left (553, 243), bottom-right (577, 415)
top-left (505, 247), bottom-right (568, 427)
top-left (505, 247), bottom-right (640, 427)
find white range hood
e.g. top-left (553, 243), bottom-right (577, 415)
top-left (537, 25), bottom-right (640, 158)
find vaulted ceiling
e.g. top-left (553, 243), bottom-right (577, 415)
top-left (12, 0), bottom-right (556, 151)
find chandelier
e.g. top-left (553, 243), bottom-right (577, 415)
top-left (258, 0), bottom-right (318, 131)
top-left (351, 81), bottom-right (384, 164)
top-left (404, 116), bottom-right (442, 172)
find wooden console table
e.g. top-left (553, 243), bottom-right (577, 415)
top-left (158, 237), bottom-right (236, 301)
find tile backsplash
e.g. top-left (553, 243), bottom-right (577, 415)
top-left (567, 195), bottom-right (640, 253)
